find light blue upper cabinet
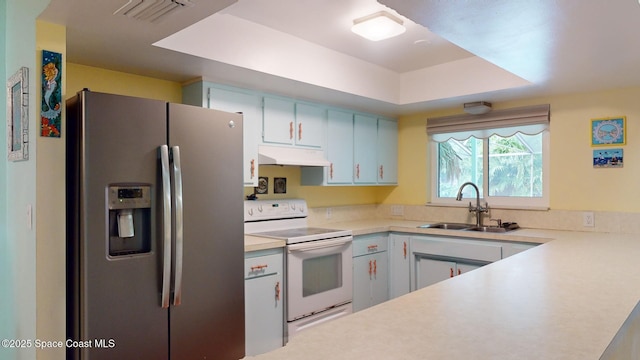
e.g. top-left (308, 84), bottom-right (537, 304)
top-left (301, 111), bottom-right (398, 186)
top-left (185, 81), bottom-right (397, 187)
top-left (263, 97), bottom-right (325, 148)
top-left (263, 97), bottom-right (296, 146)
top-left (326, 110), bottom-right (354, 184)
top-left (377, 118), bottom-right (398, 184)
top-left (183, 83), bottom-right (262, 187)
top-left (295, 103), bottom-right (326, 148)
top-left (353, 114), bottom-right (378, 184)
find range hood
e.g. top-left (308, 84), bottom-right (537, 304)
top-left (258, 145), bottom-right (330, 167)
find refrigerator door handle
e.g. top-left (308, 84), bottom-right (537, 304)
top-left (160, 145), bottom-right (172, 309)
top-left (171, 146), bottom-right (184, 306)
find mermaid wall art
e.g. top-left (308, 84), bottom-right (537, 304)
top-left (41, 50), bottom-right (62, 137)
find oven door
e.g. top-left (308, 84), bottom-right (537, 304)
top-left (286, 235), bottom-right (353, 321)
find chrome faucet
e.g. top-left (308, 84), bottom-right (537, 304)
top-left (455, 182), bottom-right (488, 227)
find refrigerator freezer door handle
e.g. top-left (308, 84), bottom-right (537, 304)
top-left (171, 146), bottom-right (184, 306)
top-left (160, 145), bottom-right (172, 309)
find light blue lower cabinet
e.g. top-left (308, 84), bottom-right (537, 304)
top-left (352, 234), bottom-right (389, 312)
top-left (352, 232), bottom-right (539, 312)
top-left (409, 235), bottom-right (502, 292)
top-left (244, 249), bottom-right (284, 356)
top-left (414, 258), bottom-right (482, 290)
top-left (388, 233), bottom-right (411, 299)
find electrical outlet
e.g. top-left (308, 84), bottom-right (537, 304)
top-left (583, 212), bottom-right (595, 227)
top-left (326, 207), bottom-right (332, 219)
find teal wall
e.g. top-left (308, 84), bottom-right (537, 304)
top-left (0, 0), bottom-right (10, 355)
top-left (1, 1), bottom-right (50, 359)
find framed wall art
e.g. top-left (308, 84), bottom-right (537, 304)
top-left (255, 177), bottom-right (268, 194)
top-left (274, 177), bottom-right (287, 194)
top-left (593, 148), bottom-right (623, 168)
top-left (41, 50), bottom-right (62, 137)
top-left (7, 66), bottom-right (29, 162)
top-left (591, 116), bottom-right (625, 146)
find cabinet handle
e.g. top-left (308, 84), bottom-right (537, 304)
top-left (289, 121), bottom-right (294, 140)
top-left (367, 244), bottom-right (378, 252)
top-left (356, 164), bottom-right (360, 179)
top-left (368, 260), bottom-right (372, 276)
top-left (450, 268), bottom-right (454, 278)
top-left (379, 165), bottom-right (384, 180)
top-left (275, 281), bottom-right (280, 301)
top-left (329, 163), bottom-right (334, 179)
top-left (373, 259), bottom-right (377, 276)
top-left (298, 123), bottom-right (302, 141)
top-left (250, 159), bottom-right (255, 179)
top-left (458, 268), bottom-right (462, 276)
top-left (251, 264), bottom-right (268, 272)
top-left (403, 242), bottom-right (407, 259)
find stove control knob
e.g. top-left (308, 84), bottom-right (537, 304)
top-left (247, 208), bottom-right (254, 216)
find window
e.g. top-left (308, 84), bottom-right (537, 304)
top-left (428, 105), bottom-right (550, 209)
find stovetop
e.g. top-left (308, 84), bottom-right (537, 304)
top-left (251, 227), bottom-right (352, 244)
top-left (244, 199), bottom-right (352, 244)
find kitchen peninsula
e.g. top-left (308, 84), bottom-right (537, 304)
top-left (247, 223), bottom-right (640, 359)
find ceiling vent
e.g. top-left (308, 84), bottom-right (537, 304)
top-left (114, 0), bottom-right (194, 23)
top-left (463, 101), bottom-right (492, 115)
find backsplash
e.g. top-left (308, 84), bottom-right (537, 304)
top-left (308, 204), bottom-right (640, 234)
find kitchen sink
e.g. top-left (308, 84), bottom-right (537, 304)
top-left (466, 222), bottom-right (520, 233)
top-left (418, 222), bottom-right (475, 230)
top-left (465, 226), bottom-right (510, 233)
top-left (418, 222), bottom-right (520, 233)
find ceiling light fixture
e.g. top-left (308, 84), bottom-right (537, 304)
top-left (351, 11), bottom-right (406, 41)
top-left (463, 101), bottom-right (493, 115)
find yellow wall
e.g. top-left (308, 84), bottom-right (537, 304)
top-left (547, 88), bottom-right (639, 212)
top-left (66, 63), bottom-right (182, 102)
top-left (36, 19), bottom-right (66, 360)
top-left (246, 165), bottom-right (386, 206)
top-left (381, 88), bottom-right (640, 213)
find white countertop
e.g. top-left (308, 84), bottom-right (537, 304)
top-left (244, 234), bottom-right (286, 252)
top-left (246, 220), bottom-right (640, 359)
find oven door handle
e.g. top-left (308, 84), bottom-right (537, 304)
top-left (287, 237), bottom-right (352, 252)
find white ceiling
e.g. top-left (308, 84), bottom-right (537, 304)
top-left (38, 0), bottom-right (640, 117)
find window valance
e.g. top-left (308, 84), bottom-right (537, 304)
top-left (426, 104), bottom-right (550, 142)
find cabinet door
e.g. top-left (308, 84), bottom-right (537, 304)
top-left (389, 234), bottom-right (411, 299)
top-left (245, 274), bottom-right (283, 356)
top-left (353, 114), bottom-right (378, 184)
top-left (352, 254), bottom-right (373, 313)
top-left (369, 251), bottom-right (389, 307)
top-left (209, 87), bottom-right (262, 187)
top-left (415, 258), bottom-right (456, 290)
top-left (245, 253), bottom-right (284, 356)
top-left (295, 103), bottom-right (325, 148)
top-left (263, 97), bottom-right (295, 145)
top-left (326, 110), bottom-right (354, 184)
top-left (377, 118), bottom-right (398, 184)
top-left (456, 263), bottom-right (480, 276)
top-left (502, 242), bottom-right (537, 258)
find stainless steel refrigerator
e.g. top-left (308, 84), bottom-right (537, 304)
top-left (66, 90), bottom-right (245, 359)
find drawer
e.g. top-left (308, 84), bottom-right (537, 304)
top-left (353, 235), bottom-right (388, 257)
top-left (411, 236), bottom-right (502, 263)
top-left (245, 253), bottom-right (283, 279)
